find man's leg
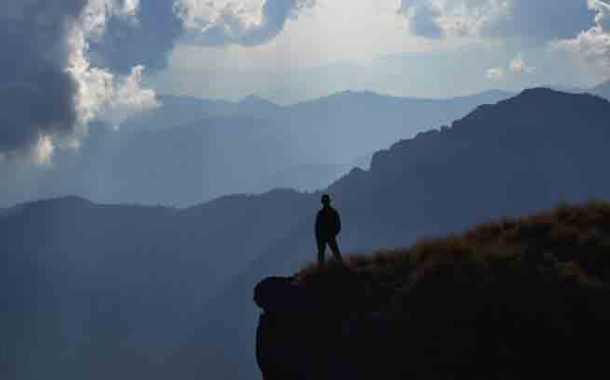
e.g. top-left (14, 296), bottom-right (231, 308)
top-left (316, 239), bottom-right (326, 265)
top-left (328, 237), bottom-right (343, 262)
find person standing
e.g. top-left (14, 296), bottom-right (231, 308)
top-left (315, 194), bottom-right (343, 265)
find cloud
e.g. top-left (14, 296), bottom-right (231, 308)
top-left (0, 0), bottom-right (158, 163)
top-left (0, 0), bottom-right (86, 160)
top-left (399, 0), bottom-right (509, 39)
top-left (594, 0), bottom-right (610, 29)
top-left (88, 1), bottom-right (184, 74)
top-left (399, 1), bottom-right (443, 38)
top-left (75, 64), bottom-right (159, 130)
top-left (551, 1), bottom-right (610, 78)
top-left (179, 0), bottom-right (315, 46)
top-left (0, 0), bottom-right (314, 163)
top-left (97, 65), bottom-right (160, 128)
top-left (485, 53), bottom-right (534, 81)
top-left (399, 0), bottom-right (507, 38)
top-left (487, 0), bottom-right (595, 41)
top-left (509, 54), bottom-right (535, 74)
top-left (399, 0), bottom-right (594, 42)
top-left (0, 0), bottom-right (316, 163)
top-left (486, 66), bottom-right (506, 81)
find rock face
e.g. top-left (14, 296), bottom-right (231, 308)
top-left (255, 262), bottom-right (610, 380)
top-left (254, 272), bottom-right (366, 380)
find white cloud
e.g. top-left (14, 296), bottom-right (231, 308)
top-left (551, 0), bottom-right (610, 78)
top-left (66, 1), bottom-right (159, 152)
top-left (97, 65), bottom-right (160, 128)
top-left (485, 53), bottom-right (534, 82)
top-left (486, 66), bottom-right (506, 80)
top-left (509, 53), bottom-right (535, 74)
top-left (32, 134), bottom-right (56, 166)
top-left (178, 0), bottom-right (316, 46)
top-left (83, 0), bottom-right (141, 38)
top-left (591, 0), bottom-right (610, 29)
top-left (399, 0), bottom-right (509, 38)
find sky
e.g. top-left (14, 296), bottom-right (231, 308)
top-left (151, 0), bottom-right (610, 101)
top-left (1, 0), bottom-right (610, 163)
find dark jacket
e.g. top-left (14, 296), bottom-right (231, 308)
top-left (315, 206), bottom-right (341, 241)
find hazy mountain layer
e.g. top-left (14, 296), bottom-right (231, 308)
top-left (0, 90), bottom-right (512, 208)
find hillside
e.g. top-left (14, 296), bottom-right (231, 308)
top-left (0, 191), bottom-right (311, 380)
top-left (256, 203), bottom-right (610, 380)
top-left (3, 88), bottom-right (610, 379)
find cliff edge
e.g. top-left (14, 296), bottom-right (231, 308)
top-left (255, 202), bottom-right (610, 380)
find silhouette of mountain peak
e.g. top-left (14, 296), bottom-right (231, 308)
top-left (239, 95), bottom-right (278, 107)
top-left (366, 87), bottom-right (610, 179)
top-left (30, 195), bottom-right (92, 208)
top-left (513, 87), bottom-right (606, 104)
top-left (517, 87), bottom-right (575, 99)
top-left (316, 90), bottom-right (385, 103)
top-left (1, 195), bottom-right (93, 218)
top-left (339, 89), bottom-right (382, 99)
top-left (456, 87), bottom-right (607, 124)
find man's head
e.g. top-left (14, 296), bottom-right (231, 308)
top-left (321, 194), bottom-right (331, 206)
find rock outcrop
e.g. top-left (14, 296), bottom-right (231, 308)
top-left (254, 270), bottom-right (368, 380)
top-left (255, 268), bottom-right (610, 380)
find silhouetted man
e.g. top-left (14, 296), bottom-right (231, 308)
top-left (315, 194), bottom-right (342, 265)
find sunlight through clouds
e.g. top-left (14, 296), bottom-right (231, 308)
top-left (0, 0), bottom-right (158, 163)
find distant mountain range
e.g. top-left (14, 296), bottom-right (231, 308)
top-left (0, 89), bottom-right (512, 208)
top-left (3, 88), bottom-right (610, 379)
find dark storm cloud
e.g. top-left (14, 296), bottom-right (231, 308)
top-left (88, 1), bottom-right (184, 74)
top-left (184, 0), bottom-right (314, 47)
top-left (0, 0), bottom-right (312, 159)
top-left (0, 0), bottom-right (87, 156)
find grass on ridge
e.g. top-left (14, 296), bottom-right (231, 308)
top-left (298, 201), bottom-right (610, 288)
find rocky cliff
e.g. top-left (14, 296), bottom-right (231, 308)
top-left (255, 203), bottom-right (610, 380)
